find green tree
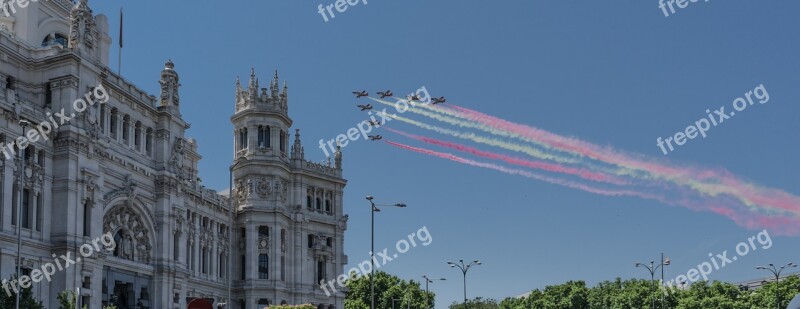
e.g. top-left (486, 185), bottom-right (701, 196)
top-left (745, 275), bottom-right (800, 309)
top-left (344, 271), bottom-right (434, 309)
top-left (57, 290), bottom-right (86, 309)
top-left (449, 297), bottom-right (500, 309)
top-left (0, 277), bottom-right (44, 309)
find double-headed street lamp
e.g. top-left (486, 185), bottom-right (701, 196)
top-left (447, 259), bottom-right (481, 308)
top-left (366, 196), bottom-right (406, 309)
top-left (422, 275), bottom-right (446, 309)
top-left (756, 262), bottom-right (797, 309)
top-left (635, 253), bottom-right (670, 309)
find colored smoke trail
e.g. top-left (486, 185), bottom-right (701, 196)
top-left (370, 95), bottom-right (800, 233)
top-left (384, 140), bottom-right (662, 200)
top-left (373, 110), bottom-right (582, 164)
top-left (442, 104), bottom-right (800, 218)
top-left (371, 96), bottom-right (639, 178)
top-left (384, 127), bottom-right (630, 186)
top-left (384, 140), bottom-right (800, 235)
top-left (376, 95), bottom-right (800, 219)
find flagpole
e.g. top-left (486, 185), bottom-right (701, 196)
top-left (118, 7), bottom-right (123, 75)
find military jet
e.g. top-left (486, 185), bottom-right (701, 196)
top-left (377, 90), bottom-right (393, 99)
top-left (352, 91), bottom-right (369, 98)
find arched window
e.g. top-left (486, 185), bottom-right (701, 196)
top-left (279, 130), bottom-right (286, 152)
top-left (122, 115), bottom-right (130, 142)
top-left (259, 226), bottom-right (269, 238)
top-left (145, 128), bottom-right (153, 155)
top-left (109, 108), bottom-right (118, 139)
top-left (325, 199), bottom-right (331, 213)
top-left (258, 254), bottom-right (269, 279)
top-left (238, 128), bottom-right (248, 150)
top-left (41, 33), bottom-right (67, 47)
top-left (307, 195), bottom-right (312, 209)
top-left (307, 234), bottom-right (314, 248)
top-left (315, 198), bottom-right (321, 211)
top-left (258, 125), bottom-right (271, 148)
top-left (258, 299), bottom-right (270, 306)
top-left (134, 121), bottom-right (142, 150)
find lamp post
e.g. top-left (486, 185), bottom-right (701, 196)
top-left (227, 159), bottom-right (243, 309)
top-left (392, 298), bottom-right (402, 309)
top-left (422, 275), bottom-right (445, 309)
top-left (447, 259), bottom-right (481, 308)
top-left (15, 119), bottom-right (29, 309)
top-left (756, 262), bottom-right (797, 309)
top-left (635, 253), bottom-right (670, 309)
top-left (366, 196), bottom-right (406, 309)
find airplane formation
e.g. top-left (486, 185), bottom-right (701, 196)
top-left (353, 89), bottom-right (449, 141)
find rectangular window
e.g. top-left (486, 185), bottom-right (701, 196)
top-left (259, 254), bottom-right (269, 279)
top-left (279, 131), bottom-right (286, 152)
top-left (21, 189), bottom-right (30, 229)
top-left (11, 186), bottom-right (17, 226)
top-left (83, 201), bottom-right (91, 236)
top-left (317, 259), bottom-right (326, 284)
top-left (240, 255), bottom-right (246, 280)
top-left (173, 234), bottom-right (180, 261)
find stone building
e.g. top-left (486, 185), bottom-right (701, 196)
top-left (0, 1), bottom-right (348, 308)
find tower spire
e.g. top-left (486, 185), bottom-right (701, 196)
top-left (235, 76), bottom-right (242, 102)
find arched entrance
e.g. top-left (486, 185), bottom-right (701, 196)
top-left (187, 298), bottom-right (213, 309)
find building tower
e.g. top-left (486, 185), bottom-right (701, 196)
top-left (230, 69), bottom-right (348, 308)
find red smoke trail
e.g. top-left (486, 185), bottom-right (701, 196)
top-left (384, 127), bottom-right (630, 186)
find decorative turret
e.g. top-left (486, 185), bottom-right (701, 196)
top-left (248, 68), bottom-right (258, 94)
top-left (158, 60), bottom-right (181, 114)
top-left (271, 70), bottom-right (280, 98)
top-left (68, 0), bottom-right (99, 51)
top-left (233, 69), bottom-right (289, 117)
top-left (291, 129), bottom-right (304, 160)
top-left (235, 76), bottom-right (242, 103)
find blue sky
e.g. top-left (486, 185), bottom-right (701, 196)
top-left (89, 0), bottom-right (800, 307)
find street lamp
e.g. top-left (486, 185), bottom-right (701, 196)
top-left (635, 253), bottom-right (670, 309)
top-left (447, 259), bottom-right (481, 308)
top-left (366, 195), bottom-right (406, 309)
top-left (15, 119), bottom-right (29, 309)
top-left (422, 275), bottom-right (446, 309)
top-left (392, 298), bottom-right (402, 309)
top-left (756, 262), bottom-right (797, 309)
top-left (228, 158), bottom-right (248, 308)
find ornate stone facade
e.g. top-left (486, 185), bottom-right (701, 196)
top-left (0, 1), bottom-right (348, 309)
